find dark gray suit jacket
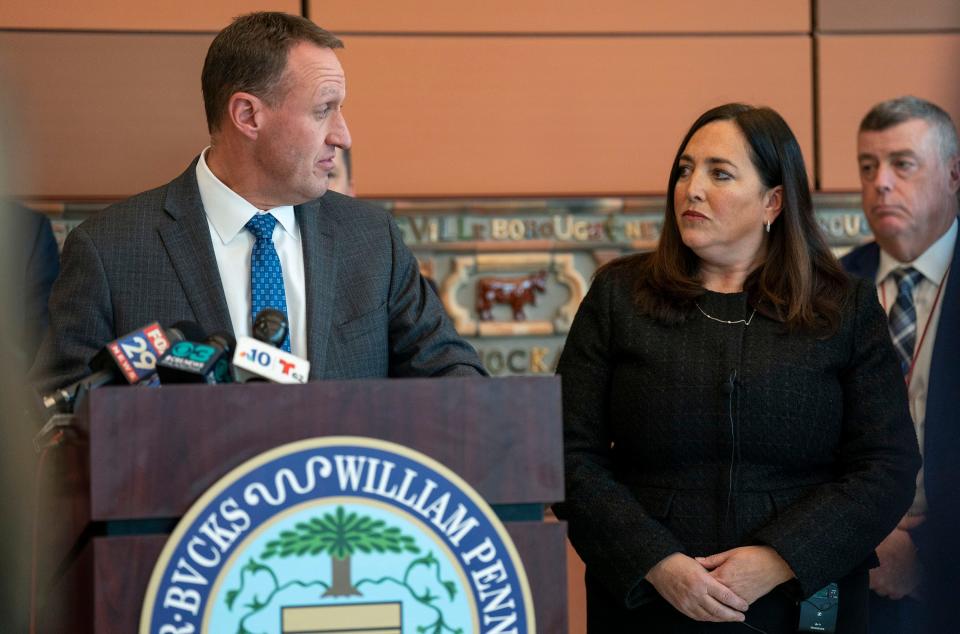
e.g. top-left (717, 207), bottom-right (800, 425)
top-left (30, 159), bottom-right (485, 393)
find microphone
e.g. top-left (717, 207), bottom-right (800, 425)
top-left (251, 307), bottom-right (290, 349)
top-left (168, 321), bottom-right (208, 345)
top-left (39, 322), bottom-right (178, 415)
top-left (722, 373), bottom-right (736, 395)
top-left (232, 309), bottom-right (309, 384)
top-left (207, 332), bottom-right (238, 384)
top-left (156, 326), bottom-right (237, 384)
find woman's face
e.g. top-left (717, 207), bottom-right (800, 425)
top-left (673, 120), bottom-right (779, 270)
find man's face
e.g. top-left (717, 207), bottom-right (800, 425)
top-left (254, 42), bottom-right (351, 207)
top-left (327, 147), bottom-right (353, 195)
top-left (857, 118), bottom-right (959, 262)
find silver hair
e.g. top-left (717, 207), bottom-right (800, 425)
top-left (860, 95), bottom-right (959, 163)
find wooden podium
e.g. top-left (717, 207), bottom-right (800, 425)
top-left (37, 377), bottom-right (567, 633)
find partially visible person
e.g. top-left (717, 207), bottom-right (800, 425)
top-left (13, 204), bottom-right (59, 364)
top-left (327, 146), bottom-right (353, 195)
top-left (30, 12), bottom-right (484, 395)
top-left (328, 145), bottom-right (444, 297)
top-left (555, 103), bottom-right (920, 632)
top-left (841, 95), bottom-right (960, 634)
top-left (0, 105), bottom-right (36, 634)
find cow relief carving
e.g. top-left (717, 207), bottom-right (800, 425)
top-left (476, 270), bottom-right (547, 321)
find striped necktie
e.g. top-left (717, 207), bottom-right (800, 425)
top-left (246, 213), bottom-right (291, 352)
top-left (888, 267), bottom-right (924, 376)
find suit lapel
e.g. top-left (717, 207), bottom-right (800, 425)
top-left (925, 234), bottom-right (960, 472)
top-left (158, 160), bottom-right (234, 337)
top-left (297, 197), bottom-right (338, 379)
top-left (844, 242), bottom-right (881, 280)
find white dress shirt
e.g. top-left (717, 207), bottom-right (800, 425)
top-left (195, 149), bottom-right (308, 359)
top-left (875, 218), bottom-right (957, 516)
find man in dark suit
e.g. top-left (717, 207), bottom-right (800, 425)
top-left (30, 12), bottom-right (484, 393)
top-left (1, 202), bottom-right (59, 634)
top-left (13, 204), bottom-right (59, 365)
top-left (841, 96), bottom-right (960, 634)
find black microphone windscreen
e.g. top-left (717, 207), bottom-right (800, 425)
top-left (169, 320), bottom-right (207, 343)
top-left (252, 309), bottom-right (289, 348)
top-left (208, 331), bottom-right (236, 353)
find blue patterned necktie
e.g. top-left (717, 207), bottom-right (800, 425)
top-left (888, 267), bottom-right (924, 376)
top-left (246, 213), bottom-right (291, 352)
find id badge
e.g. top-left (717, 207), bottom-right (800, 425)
top-left (797, 582), bottom-right (838, 633)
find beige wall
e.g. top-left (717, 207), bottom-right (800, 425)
top-left (814, 0), bottom-right (960, 190)
top-left (818, 34), bottom-right (960, 191)
top-left (338, 34), bottom-right (812, 197)
top-left (0, 1), bottom-right (821, 199)
top-left (0, 1), bottom-right (297, 31)
top-left (0, 32), bottom-right (212, 198)
top-left (313, 0), bottom-right (809, 33)
top-left (4, 1), bottom-right (958, 200)
top-left (817, 0), bottom-right (960, 32)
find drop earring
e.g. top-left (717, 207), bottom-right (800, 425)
top-left (765, 220), bottom-right (771, 233)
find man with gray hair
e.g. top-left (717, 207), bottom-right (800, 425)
top-left (842, 96), bottom-right (960, 634)
top-left (31, 12), bottom-right (485, 392)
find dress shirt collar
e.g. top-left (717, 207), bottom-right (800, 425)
top-left (877, 218), bottom-right (957, 286)
top-left (196, 147), bottom-right (296, 244)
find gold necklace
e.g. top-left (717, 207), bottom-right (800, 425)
top-left (695, 303), bottom-right (757, 326)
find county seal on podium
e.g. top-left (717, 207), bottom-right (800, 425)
top-left (140, 436), bottom-right (535, 634)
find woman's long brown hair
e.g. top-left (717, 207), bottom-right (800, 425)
top-left (626, 103), bottom-right (849, 335)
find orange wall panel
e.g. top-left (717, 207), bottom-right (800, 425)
top-left (817, 0), bottom-right (960, 32)
top-left (314, 1), bottom-right (809, 34)
top-left (338, 36), bottom-right (813, 197)
top-left (0, 32), bottom-right (212, 198)
top-left (0, 0), bottom-right (298, 31)
top-left (818, 34), bottom-right (960, 191)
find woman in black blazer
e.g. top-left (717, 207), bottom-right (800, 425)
top-left (555, 104), bottom-right (920, 632)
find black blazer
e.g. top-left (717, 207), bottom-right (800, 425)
top-left (30, 159), bottom-right (485, 393)
top-left (842, 239), bottom-right (960, 633)
top-left (554, 257), bottom-right (920, 632)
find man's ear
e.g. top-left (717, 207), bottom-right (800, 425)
top-left (948, 154), bottom-right (960, 197)
top-left (764, 185), bottom-right (784, 224)
top-left (226, 92), bottom-right (264, 140)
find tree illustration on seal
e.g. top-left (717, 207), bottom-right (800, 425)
top-left (261, 505), bottom-right (419, 597)
top-left (225, 504), bottom-right (464, 634)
